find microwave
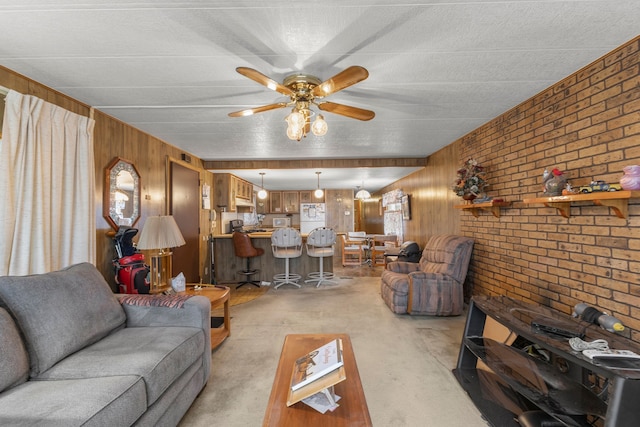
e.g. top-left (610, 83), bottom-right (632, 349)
top-left (272, 217), bottom-right (291, 228)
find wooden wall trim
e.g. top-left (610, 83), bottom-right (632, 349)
top-left (203, 157), bottom-right (427, 170)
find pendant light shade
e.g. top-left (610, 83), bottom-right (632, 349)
top-left (355, 185), bottom-right (371, 200)
top-left (314, 171), bottom-right (324, 198)
top-left (258, 172), bottom-right (267, 200)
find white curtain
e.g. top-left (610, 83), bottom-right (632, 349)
top-left (0, 90), bottom-right (96, 276)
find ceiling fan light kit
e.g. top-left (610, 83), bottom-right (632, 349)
top-left (229, 66), bottom-right (374, 141)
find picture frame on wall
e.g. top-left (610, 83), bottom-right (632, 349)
top-left (401, 195), bottom-right (411, 220)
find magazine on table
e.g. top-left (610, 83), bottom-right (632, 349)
top-left (290, 338), bottom-right (344, 391)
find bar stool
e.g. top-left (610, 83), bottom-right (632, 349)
top-left (271, 228), bottom-right (303, 289)
top-left (232, 231), bottom-right (264, 288)
top-left (305, 227), bottom-right (337, 287)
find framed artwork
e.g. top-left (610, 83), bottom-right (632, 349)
top-left (401, 195), bottom-right (411, 220)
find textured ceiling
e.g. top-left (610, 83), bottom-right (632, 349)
top-left (1, 1), bottom-right (638, 191)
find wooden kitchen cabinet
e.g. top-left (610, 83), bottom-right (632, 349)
top-left (282, 191), bottom-right (300, 213)
top-left (299, 191), bottom-right (312, 204)
top-left (213, 173), bottom-right (235, 212)
top-left (236, 177), bottom-right (252, 200)
top-left (300, 190), bottom-right (325, 204)
top-left (256, 193), bottom-right (269, 214)
top-left (269, 191), bottom-right (283, 213)
top-left (214, 173), bottom-right (254, 212)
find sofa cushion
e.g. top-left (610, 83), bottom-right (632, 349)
top-left (37, 326), bottom-right (205, 406)
top-left (0, 375), bottom-right (146, 427)
top-left (0, 308), bottom-right (29, 393)
top-left (0, 263), bottom-right (126, 377)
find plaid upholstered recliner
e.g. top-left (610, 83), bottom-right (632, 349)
top-left (380, 235), bottom-right (474, 316)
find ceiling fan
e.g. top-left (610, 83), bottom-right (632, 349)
top-left (228, 66), bottom-right (375, 140)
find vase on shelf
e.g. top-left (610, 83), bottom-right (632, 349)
top-left (620, 165), bottom-right (640, 191)
top-left (462, 194), bottom-right (477, 204)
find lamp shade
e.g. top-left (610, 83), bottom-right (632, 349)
top-left (137, 215), bottom-right (186, 250)
top-left (355, 188), bottom-right (371, 200)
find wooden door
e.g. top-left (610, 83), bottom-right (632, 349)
top-left (170, 162), bottom-right (200, 283)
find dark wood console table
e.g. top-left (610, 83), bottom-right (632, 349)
top-left (454, 296), bottom-right (640, 427)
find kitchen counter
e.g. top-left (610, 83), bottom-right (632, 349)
top-left (212, 232), bottom-right (333, 284)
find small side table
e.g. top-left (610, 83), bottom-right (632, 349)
top-left (181, 285), bottom-right (230, 350)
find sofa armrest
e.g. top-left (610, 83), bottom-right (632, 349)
top-left (386, 261), bottom-right (421, 274)
top-left (118, 294), bottom-right (211, 329)
top-left (118, 294), bottom-right (212, 383)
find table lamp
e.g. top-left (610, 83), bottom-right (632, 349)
top-left (136, 215), bottom-right (186, 293)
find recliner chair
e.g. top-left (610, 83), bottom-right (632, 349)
top-left (232, 231), bottom-right (265, 288)
top-left (380, 235), bottom-right (474, 316)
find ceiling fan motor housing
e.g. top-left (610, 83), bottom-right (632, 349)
top-left (283, 74), bottom-right (322, 102)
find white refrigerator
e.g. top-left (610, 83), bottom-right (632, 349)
top-left (300, 203), bottom-right (326, 234)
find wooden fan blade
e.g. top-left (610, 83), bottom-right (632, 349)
top-left (228, 102), bottom-right (288, 117)
top-left (236, 67), bottom-right (294, 97)
top-left (317, 102), bottom-right (375, 121)
top-left (311, 66), bottom-right (369, 98)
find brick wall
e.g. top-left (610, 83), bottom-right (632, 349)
top-left (456, 36), bottom-right (640, 341)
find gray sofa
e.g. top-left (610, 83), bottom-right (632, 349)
top-left (0, 262), bottom-right (211, 426)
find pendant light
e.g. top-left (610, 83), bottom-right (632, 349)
top-left (314, 171), bottom-right (324, 198)
top-left (355, 184), bottom-right (371, 200)
top-left (257, 172), bottom-right (267, 199)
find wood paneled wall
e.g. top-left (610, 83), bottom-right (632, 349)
top-left (93, 115), bottom-right (216, 289)
top-left (360, 199), bottom-right (384, 234)
top-left (378, 143), bottom-right (460, 247)
top-left (0, 66), bottom-right (215, 290)
top-left (325, 189), bottom-right (354, 233)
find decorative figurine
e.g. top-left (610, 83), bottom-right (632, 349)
top-left (620, 165), bottom-right (640, 190)
top-left (543, 168), bottom-right (566, 196)
top-left (562, 182), bottom-right (577, 195)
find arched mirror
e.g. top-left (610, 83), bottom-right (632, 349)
top-left (104, 157), bottom-right (141, 230)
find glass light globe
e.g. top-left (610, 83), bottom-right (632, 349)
top-left (314, 188), bottom-right (324, 198)
top-left (311, 115), bottom-right (328, 136)
top-left (258, 189), bottom-right (267, 199)
top-left (287, 124), bottom-right (303, 141)
top-left (286, 111), bottom-right (305, 127)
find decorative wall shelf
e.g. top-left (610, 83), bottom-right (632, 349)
top-left (454, 200), bottom-right (512, 218)
top-left (523, 190), bottom-right (640, 219)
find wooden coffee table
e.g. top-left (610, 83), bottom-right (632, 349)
top-left (263, 333), bottom-right (372, 427)
top-left (181, 285), bottom-right (230, 349)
